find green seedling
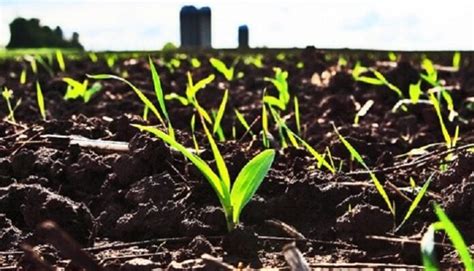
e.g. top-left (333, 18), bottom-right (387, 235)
top-left (270, 107), bottom-right (334, 173)
top-left (333, 124), bottom-right (394, 214)
top-left (429, 91), bottom-right (458, 149)
top-left (2, 87), bottom-right (21, 123)
top-left (352, 62), bottom-right (403, 98)
top-left (388, 52), bottom-right (397, 62)
top-left (264, 67), bottom-right (290, 110)
top-left (396, 174), bottom-right (434, 231)
top-left (19, 69), bottom-right (27, 85)
top-left (88, 52), bottom-right (98, 63)
top-left (452, 52), bottom-right (461, 70)
top-left (56, 49), bottom-right (66, 72)
top-left (262, 102), bottom-right (270, 148)
top-left (212, 89), bottom-right (228, 141)
top-left (133, 123), bottom-right (275, 231)
top-left (421, 204), bottom-right (473, 270)
top-left (35, 55), bottom-right (54, 77)
top-left (149, 58), bottom-right (174, 139)
top-left (25, 55), bottom-right (38, 74)
top-left (268, 106), bottom-right (298, 148)
top-left (337, 56), bottom-right (348, 67)
top-left (294, 96), bottom-right (301, 135)
top-left (409, 80), bottom-right (422, 104)
top-left (105, 54), bottom-right (117, 68)
top-left (209, 57), bottom-right (235, 81)
top-left (354, 99), bottom-right (374, 125)
top-left (36, 81), bottom-right (46, 120)
top-left (88, 74), bottom-right (168, 130)
top-left (234, 109), bottom-right (254, 136)
top-left (243, 54), bottom-right (263, 68)
top-left (190, 114), bottom-right (199, 152)
top-left (421, 58), bottom-right (458, 121)
top-left (63, 78), bottom-right (102, 103)
top-left (296, 62), bottom-right (304, 69)
top-left (191, 57), bottom-right (201, 68)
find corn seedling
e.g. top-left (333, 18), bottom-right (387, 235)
top-left (105, 54), bottom-right (117, 69)
top-left (2, 87), bottom-right (21, 123)
top-left (452, 52), bottom-right (461, 70)
top-left (190, 114), bottom-right (199, 152)
top-left (149, 57), bottom-right (174, 139)
top-left (35, 55), bottom-right (54, 77)
top-left (388, 52), bottom-right (397, 62)
top-left (88, 52), bottom-right (98, 63)
top-left (409, 80), bottom-right (422, 104)
top-left (63, 78), bottom-right (102, 103)
top-left (209, 57), bottom-right (235, 81)
top-left (133, 122), bottom-right (275, 231)
top-left (243, 54), bottom-right (264, 68)
top-left (421, 58), bottom-right (458, 121)
top-left (234, 109), bottom-right (254, 136)
top-left (429, 91), bottom-right (458, 149)
top-left (352, 62), bottom-right (403, 98)
top-left (268, 106), bottom-right (299, 148)
top-left (421, 203), bottom-right (473, 270)
top-left (212, 89), bottom-right (229, 141)
top-left (333, 124), bottom-right (394, 214)
top-left (294, 96), bottom-right (301, 135)
top-left (24, 55), bottom-right (38, 74)
top-left (264, 67), bottom-right (290, 110)
top-left (55, 49), bottom-right (66, 72)
top-left (396, 173), bottom-right (434, 231)
top-left (262, 102), bottom-right (270, 148)
top-left (88, 74), bottom-right (168, 130)
top-left (271, 107), bottom-right (334, 173)
top-left (354, 99), bottom-right (374, 125)
top-left (191, 57), bottom-right (201, 68)
top-left (36, 81), bottom-right (46, 120)
top-left (19, 69), bottom-right (27, 85)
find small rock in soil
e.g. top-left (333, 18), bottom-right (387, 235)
top-left (121, 258), bottom-right (157, 271)
top-left (187, 235), bottom-right (215, 256)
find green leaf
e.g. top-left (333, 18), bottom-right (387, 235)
top-left (433, 204), bottom-right (473, 270)
top-left (294, 96), bottom-right (301, 135)
top-left (452, 52), bottom-right (461, 70)
top-left (409, 80), bottom-right (422, 104)
top-left (165, 93), bottom-right (189, 106)
top-left (83, 82), bottom-right (102, 103)
top-left (209, 57), bottom-right (234, 81)
top-left (132, 124), bottom-right (228, 205)
top-left (429, 92), bottom-right (452, 148)
top-left (36, 81), bottom-right (46, 120)
top-left (63, 77), bottom-right (87, 100)
top-left (19, 69), bottom-right (26, 85)
top-left (88, 74), bottom-right (165, 126)
top-left (354, 100), bottom-right (374, 125)
top-left (213, 89), bottom-right (229, 134)
top-left (262, 103), bottom-right (269, 148)
top-left (149, 57), bottom-right (169, 122)
top-left (231, 149), bottom-right (275, 223)
top-left (356, 76), bottom-right (385, 85)
top-left (397, 174), bottom-right (433, 230)
top-left (333, 124), bottom-right (394, 214)
top-left (201, 118), bottom-right (231, 195)
top-left (234, 109), bottom-right (254, 136)
top-left (263, 95), bottom-right (286, 110)
top-left (421, 223), bottom-right (440, 270)
top-left (422, 58), bottom-right (437, 83)
top-left (56, 49), bottom-right (66, 72)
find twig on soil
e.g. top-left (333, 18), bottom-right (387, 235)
top-left (282, 242), bottom-right (310, 271)
top-left (257, 235), bottom-right (357, 248)
top-left (99, 252), bottom-right (166, 262)
top-left (366, 235), bottom-right (451, 248)
top-left (10, 130), bottom-right (43, 156)
top-left (265, 219), bottom-right (306, 240)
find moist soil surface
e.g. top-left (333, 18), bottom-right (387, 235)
top-left (0, 48), bottom-right (473, 270)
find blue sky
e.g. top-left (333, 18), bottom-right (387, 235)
top-left (0, 0), bottom-right (473, 51)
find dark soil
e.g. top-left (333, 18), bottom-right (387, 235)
top-left (0, 48), bottom-right (473, 269)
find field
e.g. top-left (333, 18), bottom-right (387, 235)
top-left (0, 48), bottom-right (473, 270)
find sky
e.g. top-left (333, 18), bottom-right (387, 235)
top-left (0, 0), bottom-right (473, 51)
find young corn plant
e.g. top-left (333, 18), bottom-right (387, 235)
top-left (133, 121), bottom-right (275, 231)
top-left (354, 99), bottom-right (374, 125)
top-left (333, 124), bottom-right (394, 215)
top-left (264, 67), bottom-right (290, 110)
top-left (421, 58), bottom-right (458, 121)
top-left (55, 49), bottom-right (66, 72)
top-left (88, 57), bottom-right (174, 137)
top-left (63, 78), bottom-right (102, 103)
top-left (294, 96), bottom-right (301, 135)
top-left (209, 57), bottom-right (235, 81)
top-left (421, 203), bottom-right (473, 270)
top-left (452, 52), bottom-right (461, 71)
top-left (352, 62), bottom-right (403, 98)
top-left (211, 89), bottom-right (228, 141)
top-left (234, 109), bottom-right (255, 137)
top-left (270, 107), bottom-right (335, 173)
top-left (19, 69), bottom-right (27, 85)
top-left (2, 87), bottom-right (21, 123)
top-left (36, 81), bottom-right (46, 120)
